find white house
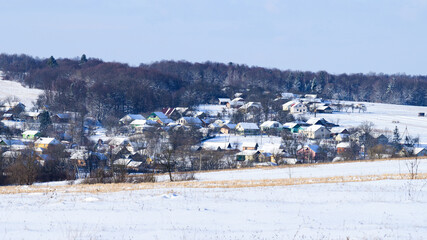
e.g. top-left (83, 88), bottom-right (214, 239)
top-left (303, 125), bottom-right (330, 139)
top-left (177, 117), bottom-right (203, 127)
top-left (260, 121), bottom-right (283, 132)
top-left (120, 114), bottom-right (145, 125)
top-left (235, 122), bottom-right (260, 135)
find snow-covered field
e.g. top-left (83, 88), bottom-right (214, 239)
top-left (1, 159), bottom-right (427, 239)
top-left (193, 158), bottom-right (427, 182)
top-left (203, 134), bottom-right (282, 150)
top-left (0, 75), bottom-right (43, 109)
top-left (316, 101), bottom-right (427, 144)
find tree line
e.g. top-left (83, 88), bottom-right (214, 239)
top-left (0, 54), bottom-right (426, 123)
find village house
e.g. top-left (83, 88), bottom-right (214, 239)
top-left (235, 122), bottom-right (260, 135)
top-left (282, 100), bottom-right (308, 114)
top-left (330, 127), bottom-right (350, 142)
top-left (303, 125), bottom-right (331, 139)
top-left (226, 98), bottom-right (245, 109)
top-left (34, 137), bottom-right (61, 150)
top-left (239, 102), bottom-right (262, 112)
top-left (0, 102), bottom-right (25, 114)
top-left (315, 105), bottom-right (333, 113)
top-left (201, 142), bottom-right (233, 151)
top-left (52, 113), bottom-right (75, 123)
top-left (283, 122), bottom-right (303, 133)
top-left (220, 123), bottom-right (237, 134)
top-left (177, 117), bottom-right (203, 127)
top-left (24, 112), bottom-right (41, 121)
top-left (260, 121), bottom-right (283, 132)
top-left (147, 112), bottom-right (174, 125)
top-left (0, 138), bottom-right (26, 151)
top-left (306, 118), bottom-right (336, 128)
top-left (242, 142), bottom-right (258, 150)
top-left (297, 145), bottom-right (326, 163)
top-left (413, 147), bottom-right (427, 157)
top-left (218, 98), bottom-right (231, 105)
top-left (119, 114), bottom-right (145, 125)
top-left (336, 142), bottom-right (352, 154)
top-left (22, 130), bottom-right (41, 140)
top-left (236, 150), bottom-right (261, 161)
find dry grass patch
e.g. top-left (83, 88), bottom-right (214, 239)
top-left (1, 173), bottom-right (426, 195)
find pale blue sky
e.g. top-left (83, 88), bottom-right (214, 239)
top-left (1, 0), bottom-right (427, 74)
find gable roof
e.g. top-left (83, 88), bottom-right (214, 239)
top-left (336, 142), bottom-right (351, 148)
top-left (242, 142), bottom-right (258, 148)
top-left (34, 137), bottom-right (60, 145)
top-left (179, 117), bottom-right (202, 125)
top-left (306, 144), bottom-right (321, 153)
top-left (260, 121), bottom-right (282, 128)
top-left (237, 122), bottom-right (259, 130)
top-left (305, 124), bottom-right (328, 132)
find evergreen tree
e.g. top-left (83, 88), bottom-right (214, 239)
top-left (392, 126), bottom-right (401, 149)
top-left (39, 111), bottom-right (52, 136)
top-left (46, 56), bottom-right (58, 68)
top-left (80, 54), bottom-right (88, 64)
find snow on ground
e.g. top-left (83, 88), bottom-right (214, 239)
top-left (316, 101), bottom-right (427, 144)
top-left (196, 104), bottom-right (232, 117)
top-left (194, 158), bottom-right (427, 182)
top-left (1, 179), bottom-right (426, 239)
top-left (203, 134), bottom-right (282, 150)
top-left (0, 76), bottom-right (43, 109)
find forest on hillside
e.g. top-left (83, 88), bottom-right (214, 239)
top-left (0, 53), bottom-right (426, 121)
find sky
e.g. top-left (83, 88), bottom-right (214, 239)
top-left (1, 0), bottom-right (427, 75)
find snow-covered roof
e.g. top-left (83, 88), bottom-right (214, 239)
top-left (260, 121), bottom-right (282, 128)
top-left (240, 102), bottom-right (261, 110)
top-left (305, 125), bottom-right (327, 132)
top-left (179, 117), bottom-right (202, 125)
top-left (237, 122), bottom-right (259, 130)
top-left (22, 130), bottom-right (40, 135)
top-left (218, 98), bottom-right (231, 102)
top-left (306, 144), bottom-right (321, 153)
top-left (281, 92), bottom-right (296, 99)
top-left (202, 142), bottom-right (232, 150)
top-left (317, 105), bottom-right (332, 110)
top-left (414, 147), bottom-right (427, 155)
top-left (242, 142), bottom-right (258, 148)
top-left (153, 112), bottom-right (169, 119)
top-left (124, 114), bottom-right (145, 121)
top-left (222, 123), bottom-right (237, 129)
top-left (282, 100), bottom-right (298, 108)
top-left (127, 161), bottom-right (143, 168)
top-left (113, 158), bottom-right (131, 166)
top-left (25, 112), bottom-right (40, 117)
top-left (56, 113), bottom-right (71, 119)
top-left (35, 137), bottom-right (60, 145)
top-left (70, 150), bottom-right (88, 160)
top-left (236, 150), bottom-right (259, 156)
top-left (336, 142), bottom-right (351, 148)
top-left (330, 127), bottom-right (348, 134)
top-left (283, 122), bottom-right (300, 129)
top-left (259, 143), bottom-right (283, 154)
top-left (130, 119), bottom-right (147, 125)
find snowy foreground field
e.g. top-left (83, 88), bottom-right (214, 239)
top-left (1, 159), bottom-right (427, 240)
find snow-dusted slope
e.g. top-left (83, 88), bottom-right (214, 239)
top-left (0, 73), bottom-right (43, 108)
top-left (316, 101), bottom-right (427, 144)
